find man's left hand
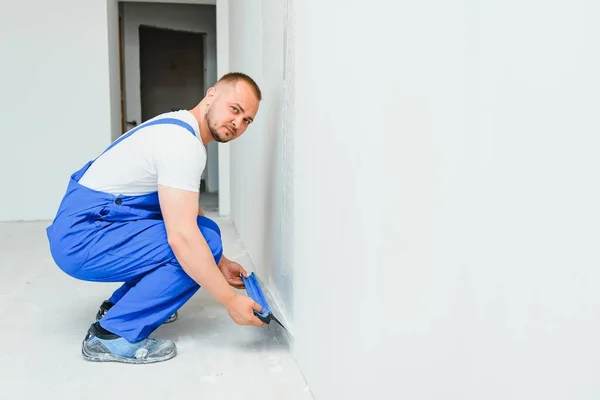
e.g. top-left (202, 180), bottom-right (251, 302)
top-left (218, 256), bottom-right (248, 289)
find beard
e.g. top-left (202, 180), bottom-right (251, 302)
top-left (205, 105), bottom-right (231, 143)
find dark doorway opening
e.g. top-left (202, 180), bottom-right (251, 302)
top-left (139, 25), bottom-right (205, 122)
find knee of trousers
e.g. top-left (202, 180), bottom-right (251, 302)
top-left (197, 220), bottom-right (223, 264)
top-left (197, 215), bottom-right (221, 236)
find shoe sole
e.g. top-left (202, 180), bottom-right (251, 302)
top-left (81, 344), bottom-right (177, 364)
top-left (164, 313), bottom-right (177, 323)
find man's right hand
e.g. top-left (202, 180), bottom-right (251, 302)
top-left (225, 293), bottom-right (266, 326)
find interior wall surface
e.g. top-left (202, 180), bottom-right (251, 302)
top-left (0, 0), bottom-right (114, 221)
top-left (289, 1), bottom-right (600, 399)
top-left (227, 0), bottom-right (293, 324)
top-left (216, 0), bottom-right (230, 213)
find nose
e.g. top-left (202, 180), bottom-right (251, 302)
top-left (232, 118), bottom-right (243, 133)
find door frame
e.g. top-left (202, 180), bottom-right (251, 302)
top-left (119, 14), bottom-right (126, 134)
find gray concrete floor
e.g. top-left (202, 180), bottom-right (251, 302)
top-left (0, 212), bottom-right (312, 399)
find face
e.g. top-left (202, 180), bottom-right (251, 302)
top-left (204, 81), bottom-right (260, 143)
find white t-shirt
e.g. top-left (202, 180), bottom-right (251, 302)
top-left (79, 110), bottom-right (206, 196)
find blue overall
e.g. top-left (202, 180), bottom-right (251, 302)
top-left (46, 118), bottom-right (223, 343)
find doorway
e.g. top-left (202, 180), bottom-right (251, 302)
top-left (138, 24), bottom-right (215, 207)
top-left (139, 25), bottom-right (205, 121)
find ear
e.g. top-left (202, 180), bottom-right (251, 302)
top-left (205, 86), bottom-right (216, 99)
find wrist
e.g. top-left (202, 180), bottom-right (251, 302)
top-left (221, 291), bottom-right (237, 308)
top-left (218, 255), bottom-right (229, 266)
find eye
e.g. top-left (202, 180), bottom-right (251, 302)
top-left (243, 118), bottom-right (251, 125)
top-left (231, 106), bottom-right (239, 114)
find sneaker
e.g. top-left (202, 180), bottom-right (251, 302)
top-left (96, 300), bottom-right (178, 324)
top-left (81, 323), bottom-right (177, 364)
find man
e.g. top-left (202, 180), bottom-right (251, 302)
top-left (46, 72), bottom-right (266, 364)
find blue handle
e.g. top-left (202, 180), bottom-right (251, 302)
top-left (242, 272), bottom-right (272, 319)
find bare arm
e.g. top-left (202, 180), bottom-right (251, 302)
top-left (158, 184), bottom-right (265, 326)
top-left (159, 184), bottom-right (235, 306)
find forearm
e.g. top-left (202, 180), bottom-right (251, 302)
top-left (169, 230), bottom-right (235, 306)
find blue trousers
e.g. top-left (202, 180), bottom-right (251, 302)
top-left (66, 216), bottom-right (223, 342)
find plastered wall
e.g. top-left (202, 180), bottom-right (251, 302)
top-left (227, 0), bottom-right (294, 326)
top-left (0, 0), bottom-right (113, 221)
top-left (228, 0), bottom-right (600, 399)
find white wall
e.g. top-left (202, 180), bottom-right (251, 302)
top-left (122, 2), bottom-right (219, 192)
top-left (216, 0), bottom-right (230, 214)
top-left (0, 0), bottom-right (113, 221)
top-left (227, 0), bottom-right (294, 325)
top-left (228, 0), bottom-right (600, 399)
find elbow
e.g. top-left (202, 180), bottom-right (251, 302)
top-left (167, 230), bottom-right (191, 252)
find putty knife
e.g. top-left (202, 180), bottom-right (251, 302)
top-left (242, 272), bottom-right (288, 332)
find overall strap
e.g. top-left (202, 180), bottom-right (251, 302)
top-left (98, 118), bottom-right (196, 159)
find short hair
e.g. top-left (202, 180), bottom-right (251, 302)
top-left (217, 72), bottom-right (262, 101)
